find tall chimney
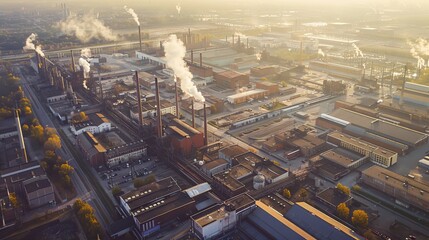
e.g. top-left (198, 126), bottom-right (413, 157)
top-left (135, 71), bottom-right (143, 126)
top-left (390, 63), bottom-right (395, 96)
top-left (15, 110), bottom-right (28, 163)
top-left (199, 53), bottom-right (202, 67)
top-left (138, 25), bottom-right (142, 52)
top-left (155, 77), bottom-right (163, 137)
top-left (191, 50), bottom-right (194, 64)
top-left (70, 50), bottom-right (76, 73)
top-left (160, 41), bottom-right (163, 51)
top-left (191, 98), bottom-right (195, 128)
top-left (203, 103), bottom-right (208, 146)
top-left (175, 79), bottom-right (179, 118)
top-left (400, 65), bottom-right (407, 105)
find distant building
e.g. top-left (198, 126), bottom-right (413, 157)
top-left (164, 118), bottom-right (204, 157)
top-left (23, 175), bottom-right (54, 209)
top-left (226, 89), bottom-right (268, 104)
top-left (214, 70), bottom-right (249, 89)
top-left (255, 82), bottom-right (279, 95)
top-left (76, 131), bottom-right (107, 166)
top-left (362, 165), bottom-right (429, 212)
top-left (130, 100), bottom-right (176, 121)
top-left (70, 113), bottom-right (111, 136)
top-left (250, 65), bottom-right (279, 77)
top-left (105, 140), bottom-right (147, 167)
top-left (316, 187), bottom-right (353, 209)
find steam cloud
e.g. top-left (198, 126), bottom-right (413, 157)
top-left (351, 43), bottom-right (364, 58)
top-left (23, 33), bottom-right (45, 57)
top-left (255, 52), bottom-right (262, 61)
top-left (407, 38), bottom-right (428, 69)
top-left (163, 35), bottom-right (205, 102)
top-left (318, 49), bottom-right (325, 57)
top-left (79, 48), bottom-right (91, 80)
top-left (56, 13), bottom-right (117, 43)
top-left (124, 6), bottom-right (140, 26)
top-left (176, 4), bottom-right (181, 14)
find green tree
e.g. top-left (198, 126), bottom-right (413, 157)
top-left (336, 183), bottom-right (351, 196)
top-left (337, 202), bottom-right (350, 219)
top-left (352, 210), bottom-right (369, 228)
top-left (282, 188), bottom-right (291, 199)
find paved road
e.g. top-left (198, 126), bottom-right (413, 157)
top-left (17, 67), bottom-right (112, 230)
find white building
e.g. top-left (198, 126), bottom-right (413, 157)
top-left (106, 140), bottom-right (147, 167)
top-left (70, 113), bottom-right (111, 136)
top-left (130, 100), bottom-right (176, 121)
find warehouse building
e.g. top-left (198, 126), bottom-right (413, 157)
top-left (362, 165), bottom-right (429, 212)
top-left (70, 113), bottom-right (111, 136)
top-left (226, 89), bottom-right (268, 104)
top-left (214, 70), bottom-right (249, 89)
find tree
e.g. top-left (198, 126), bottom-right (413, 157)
top-left (133, 178), bottom-right (146, 188)
top-left (44, 134), bottom-right (61, 151)
top-left (9, 192), bottom-right (19, 209)
top-left (282, 188), bottom-right (291, 199)
top-left (336, 183), bottom-right (351, 196)
top-left (299, 189), bottom-right (308, 201)
top-left (337, 202), bottom-right (350, 219)
top-left (352, 210), bottom-right (369, 228)
top-left (351, 185), bottom-right (361, 192)
top-left (22, 124), bottom-right (29, 135)
top-left (31, 124), bottom-right (44, 143)
top-left (79, 111), bottom-right (87, 120)
top-left (111, 186), bottom-right (122, 196)
top-left (44, 127), bottom-right (57, 138)
top-left (58, 163), bottom-right (74, 176)
top-left (22, 106), bottom-right (32, 116)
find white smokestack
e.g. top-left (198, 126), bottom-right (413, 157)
top-left (318, 49), bottom-right (325, 57)
top-left (351, 43), bottom-right (364, 58)
top-left (23, 33), bottom-right (45, 57)
top-left (407, 38), bottom-right (428, 69)
top-left (176, 4), bottom-right (181, 14)
top-left (163, 34), bottom-right (205, 102)
top-left (56, 13), bottom-right (118, 43)
top-left (124, 6), bottom-right (140, 26)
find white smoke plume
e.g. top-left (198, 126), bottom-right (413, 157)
top-left (79, 48), bottom-right (91, 79)
top-left (255, 52), bottom-right (262, 61)
top-left (23, 33), bottom-right (45, 57)
top-left (56, 13), bottom-right (118, 43)
top-left (163, 35), bottom-right (205, 102)
top-left (318, 49), bottom-right (325, 57)
top-left (176, 4), bottom-right (181, 14)
top-left (234, 32), bottom-right (246, 40)
top-left (407, 38), bottom-right (428, 69)
top-left (351, 43), bottom-right (364, 58)
top-left (124, 6), bottom-right (140, 26)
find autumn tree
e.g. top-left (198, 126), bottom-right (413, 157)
top-left (22, 124), bottom-right (29, 135)
top-left (352, 210), bottom-right (369, 228)
top-left (364, 230), bottom-right (377, 240)
top-left (9, 193), bottom-right (19, 209)
top-left (337, 202), bottom-right (350, 219)
top-left (282, 188), bottom-right (291, 199)
top-left (73, 199), bottom-right (101, 239)
top-left (30, 124), bottom-right (44, 143)
top-left (44, 134), bottom-right (61, 151)
top-left (111, 186), bottom-right (122, 196)
top-left (336, 183), bottom-right (351, 196)
top-left (299, 189), bottom-right (308, 201)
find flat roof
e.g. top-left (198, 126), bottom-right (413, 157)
top-left (219, 145), bottom-right (248, 159)
top-left (24, 178), bottom-right (52, 193)
top-left (320, 149), bottom-right (361, 167)
top-left (202, 159), bottom-right (228, 170)
top-left (213, 170), bottom-right (245, 191)
top-left (216, 70), bottom-right (246, 79)
top-left (227, 89), bottom-right (267, 100)
top-left (362, 165), bottom-right (429, 202)
top-left (328, 131), bottom-right (396, 158)
top-left (285, 202), bottom-right (364, 240)
top-left (331, 108), bottom-right (427, 146)
top-left (224, 193), bottom-right (255, 212)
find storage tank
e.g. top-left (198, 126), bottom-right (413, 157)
top-left (253, 174), bottom-right (265, 190)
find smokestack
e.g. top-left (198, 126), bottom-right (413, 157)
top-left (191, 50), bottom-right (194, 64)
top-left (155, 77), bottom-right (163, 137)
top-left (138, 25), bottom-right (142, 52)
top-left (400, 65), bottom-right (407, 105)
top-left (15, 110), bottom-right (28, 163)
top-left (199, 53), bottom-right (202, 67)
top-left (70, 50), bottom-right (76, 73)
top-left (203, 103), bottom-right (208, 146)
top-left (175, 80), bottom-right (179, 118)
top-left (226, 36), bottom-right (228, 44)
top-left (135, 71), bottom-right (143, 126)
top-left (191, 98), bottom-right (195, 128)
top-left (160, 41), bottom-right (163, 51)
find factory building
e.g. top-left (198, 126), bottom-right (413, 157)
top-left (393, 82), bottom-right (429, 107)
top-left (76, 132), bottom-right (107, 166)
top-left (164, 117), bottom-right (204, 157)
top-left (130, 100), bottom-right (176, 121)
top-left (362, 165), bottom-right (429, 212)
top-left (250, 65), bottom-right (279, 77)
top-left (119, 177), bottom-right (196, 239)
top-left (255, 82), bottom-right (279, 95)
top-left (226, 89), bottom-right (268, 104)
top-left (23, 175), bottom-right (55, 209)
top-left (70, 113), bottom-right (111, 136)
top-left (309, 61), bottom-right (362, 81)
top-left (214, 70), bottom-right (249, 89)
top-left (327, 132), bottom-right (398, 168)
top-left (105, 140), bottom-right (148, 167)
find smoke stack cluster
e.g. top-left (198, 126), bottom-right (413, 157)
top-left (70, 50), bottom-right (76, 73)
top-left (155, 77), bottom-right (163, 137)
top-left (135, 71), bottom-right (143, 125)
